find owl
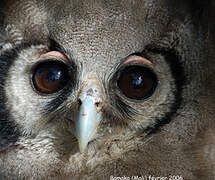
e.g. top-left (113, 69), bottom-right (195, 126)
top-left (0, 0), bottom-right (215, 179)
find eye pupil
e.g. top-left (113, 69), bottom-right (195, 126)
top-left (132, 76), bottom-right (143, 88)
top-left (46, 70), bottom-right (61, 82)
top-left (32, 61), bottom-right (69, 94)
top-left (117, 65), bottom-right (158, 100)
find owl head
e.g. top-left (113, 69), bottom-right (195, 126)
top-left (0, 0), bottom-right (215, 179)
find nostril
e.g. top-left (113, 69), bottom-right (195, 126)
top-left (95, 102), bottom-right (103, 112)
top-left (95, 102), bottom-right (100, 107)
top-left (78, 99), bottom-right (82, 107)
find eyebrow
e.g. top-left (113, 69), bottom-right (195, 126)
top-left (122, 55), bottom-right (154, 67)
top-left (48, 38), bottom-right (77, 65)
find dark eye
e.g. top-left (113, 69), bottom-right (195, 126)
top-left (117, 65), bottom-right (158, 100)
top-left (32, 61), bottom-right (70, 94)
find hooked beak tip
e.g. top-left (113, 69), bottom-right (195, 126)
top-left (75, 97), bottom-right (102, 153)
top-left (74, 80), bottom-right (103, 153)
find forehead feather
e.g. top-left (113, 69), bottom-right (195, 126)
top-left (46, 0), bottom-right (169, 67)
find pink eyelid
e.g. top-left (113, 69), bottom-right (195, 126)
top-left (40, 51), bottom-right (68, 61)
top-left (123, 55), bottom-right (153, 67)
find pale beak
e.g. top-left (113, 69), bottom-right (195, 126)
top-left (74, 82), bottom-right (102, 153)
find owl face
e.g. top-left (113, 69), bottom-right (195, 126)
top-left (0, 0), bottom-right (214, 179)
top-left (3, 37), bottom-right (175, 151)
top-left (1, 0), bottom-right (178, 151)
